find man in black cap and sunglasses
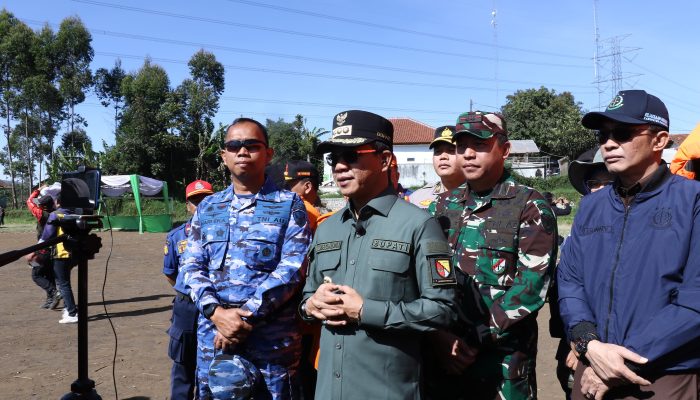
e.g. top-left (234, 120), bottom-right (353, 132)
top-left (300, 110), bottom-right (457, 399)
top-left (558, 90), bottom-right (700, 400)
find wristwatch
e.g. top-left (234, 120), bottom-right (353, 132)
top-left (573, 332), bottom-right (599, 361)
top-left (299, 300), bottom-right (314, 322)
top-left (202, 303), bottom-right (219, 320)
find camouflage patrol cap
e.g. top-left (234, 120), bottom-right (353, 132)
top-left (453, 111), bottom-right (507, 140)
top-left (317, 110), bottom-right (394, 154)
top-left (208, 352), bottom-right (260, 399)
top-left (429, 125), bottom-right (456, 149)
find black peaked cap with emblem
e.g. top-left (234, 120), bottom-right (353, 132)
top-left (429, 125), bottom-right (456, 149)
top-left (582, 89), bottom-right (669, 130)
top-left (317, 110), bottom-right (394, 154)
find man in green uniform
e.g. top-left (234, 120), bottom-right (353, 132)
top-left (300, 109), bottom-right (458, 400)
top-left (428, 111), bottom-right (557, 400)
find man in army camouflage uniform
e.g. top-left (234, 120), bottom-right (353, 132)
top-left (180, 117), bottom-right (312, 399)
top-left (300, 110), bottom-right (457, 400)
top-left (428, 111), bottom-right (557, 400)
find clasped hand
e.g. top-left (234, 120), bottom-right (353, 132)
top-left (211, 307), bottom-right (253, 351)
top-left (305, 283), bottom-right (363, 326)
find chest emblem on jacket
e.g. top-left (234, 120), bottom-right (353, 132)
top-left (651, 208), bottom-right (672, 228)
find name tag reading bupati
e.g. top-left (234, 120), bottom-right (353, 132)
top-left (371, 239), bottom-right (410, 254)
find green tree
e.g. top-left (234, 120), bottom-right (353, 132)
top-left (103, 59), bottom-right (178, 180)
top-left (55, 16), bottom-right (93, 134)
top-left (501, 87), bottom-right (596, 161)
top-left (0, 10), bottom-right (34, 207)
top-left (173, 50), bottom-right (225, 180)
top-left (94, 59), bottom-right (126, 131)
top-left (32, 24), bottom-right (66, 168)
top-left (266, 114), bottom-right (326, 180)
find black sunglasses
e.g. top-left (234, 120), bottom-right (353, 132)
top-left (325, 148), bottom-right (379, 166)
top-left (223, 139), bottom-right (267, 153)
top-left (594, 126), bottom-right (650, 145)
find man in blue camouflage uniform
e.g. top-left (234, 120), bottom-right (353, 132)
top-left (181, 117), bottom-right (312, 400)
top-left (164, 179), bottom-right (214, 399)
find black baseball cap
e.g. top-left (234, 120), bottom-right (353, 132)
top-left (582, 90), bottom-right (669, 130)
top-left (317, 110), bottom-right (393, 154)
top-left (284, 160), bottom-right (318, 182)
top-left (429, 125), bottom-right (456, 149)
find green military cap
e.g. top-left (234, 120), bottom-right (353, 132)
top-left (453, 111), bottom-right (508, 140)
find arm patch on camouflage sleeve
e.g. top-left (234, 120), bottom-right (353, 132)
top-left (429, 256), bottom-right (456, 286)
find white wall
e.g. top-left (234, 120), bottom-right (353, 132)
top-left (321, 144), bottom-right (437, 187)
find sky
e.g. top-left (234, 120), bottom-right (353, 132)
top-left (3, 0), bottom-right (700, 160)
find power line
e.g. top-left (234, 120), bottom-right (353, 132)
top-left (69, 0), bottom-right (590, 69)
top-left (626, 59), bottom-right (700, 96)
top-left (221, 0), bottom-right (589, 60)
top-left (75, 22), bottom-right (593, 87)
top-left (95, 50), bottom-right (598, 95)
top-left (219, 96), bottom-right (463, 115)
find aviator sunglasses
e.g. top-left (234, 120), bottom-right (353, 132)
top-left (594, 126), bottom-right (651, 145)
top-left (223, 139), bottom-right (267, 153)
top-left (325, 148), bottom-right (379, 166)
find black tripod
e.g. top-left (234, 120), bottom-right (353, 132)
top-left (0, 215), bottom-right (103, 399)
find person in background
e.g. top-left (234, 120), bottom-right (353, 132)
top-left (25, 185), bottom-right (60, 310)
top-left (164, 179), bottom-right (214, 400)
top-left (40, 192), bottom-right (79, 324)
top-left (389, 155), bottom-right (413, 200)
top-left (409, 125), bottom-right (465, 209)
top-left (543, 192), bottom-right (572, 217)
top-left (284, 160), bottom-right (329, 233)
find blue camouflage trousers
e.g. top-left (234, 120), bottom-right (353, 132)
top-left (196, 315), bottom-right (301, 400)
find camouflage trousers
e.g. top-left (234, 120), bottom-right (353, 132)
top-left (195, 316), bottom-right (301, 400)
top-left (425, 350), bottom-right (536, 400)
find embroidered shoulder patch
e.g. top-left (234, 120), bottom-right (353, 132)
top-left (425, 241), bottom-right (450, 255)
top-left (177, 239), bottom-right (188, 254)
top-left (429, 257), bottom-right (456, 286)
top-left (316, 241), bottom-right (342, 253)
top-left (371, 239), bottom-right (410, 254)
top-left (163, 244), bottom-right (169, 255)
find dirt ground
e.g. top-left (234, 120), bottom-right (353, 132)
top-left (0, 228), bottom-right (566, 400)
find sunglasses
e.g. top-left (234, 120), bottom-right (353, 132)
top-left (594, 126), bottom-right (650, 144)
top-left (223, 139), bottom-right (267, 153)
top-left (325, 148), bottom-right (379, 166)
top-left (586, 179), bottom-right (614, 191)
